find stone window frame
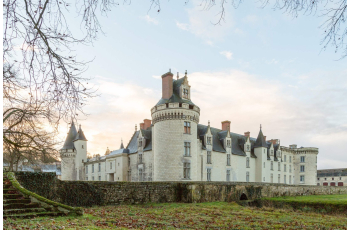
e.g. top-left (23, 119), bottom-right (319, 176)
top-left (270, 161), bottom-right (273, 170)
top-left (207, 151), bottom-right (212, 164)
top-left (226, 169), bottom-right (230, 182)
top-left (183, 162), bottom-right (191, 179)
top-left (184, 142), bottom-right (191, 156)
top-left (246, 144), bottom-right (250, 152)
top-left (207, 136), bottom-right (212, 145)
top-left (98, 163), bottom-right (101, 172)
top-left (98, 176), bottom-right (101, 181)
top-left (183, 88), bottom-right (189, 99)
top-left (227, 154), bottom-right (231, 166)
top-left (284, 164), bottom-right (286, 172)
top-left (138, 168), bottom-right (144, 182)
top-left (300, 175), bottom-right (305, 183)
top-left (270, 173), bottom-right (273, 183)
top-left (246, 171), bottom-right (249, 182)
top-left (226, 140), bottom-right (231, 147)
top-left (110, 162), bottom-right (112, 169)
top-left (207, 168), bottom-right (211, 182)
top-left (289, 156), bottom-right (292, 163)
top-left (300, 156), bottom-right (305, 163)
top-left (138, 153), bottom-right (143, 164)
top-left (278, 162), bottom-right (281, 171)
top-left (270, 149), bottom-right (274, 156)
top-left (300, 165), bottom-right (305, 172)
top-left (184, 121), bottom-right (191, 134)
top-left (246, 157), bottom-right (250, 168)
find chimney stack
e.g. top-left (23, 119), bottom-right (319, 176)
top-left (162, 71), bottom-right (174, 99)
top-left (143, 119), bottom-right (152, 130)
top-left (264, 136), bottom-right (266, 141)
top-left (140, 123), bottom-right (145, 130)
top-left (221, 120), bottom-right (231, 132)
top-left (268, 139), bottom-right (278, 145)
top-left (244, 131), bottom-right (250, 138)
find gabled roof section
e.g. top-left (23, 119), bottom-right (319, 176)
top-left (74, 125), bottom-right (88, 141)
top-left (155, 77), bottom-right (196, 106)
top-left (254, 126), bottom-right (268, 148)
top-left (126, 131), bottom-right (139, 154)
top-left (61, 121), bottom-right (78, 150)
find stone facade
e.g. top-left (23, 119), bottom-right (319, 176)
top-left (317, 168), bottom-right (347, 186)
top-left (61, 70), bottom-right (319, 185)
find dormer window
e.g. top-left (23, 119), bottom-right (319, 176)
top-left (207, 137), bottom-right (212, 145)
top-left (183, 88), bottom-right (189, 99)
top-left (246, 145), bottom-right (250, 151)
top-left (138, 139), bottom-right (143, 147)
top-left (270, 149), bottom-right (274, 155)
top-left (226, 140), bottom-right (231, 147)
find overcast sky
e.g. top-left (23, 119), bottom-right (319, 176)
top-left (57, 1), bottom-right (346, 170)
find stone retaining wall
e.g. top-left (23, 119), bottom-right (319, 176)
top-left (14, 172), bottom-right (347, 207)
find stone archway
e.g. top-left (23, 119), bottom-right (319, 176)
top-left (240, 193), bottom-right (248, 200)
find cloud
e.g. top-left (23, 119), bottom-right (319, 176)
top-left (220, 51), bottom-right (233, 60)
top-left (266, 58), bottom-right (279, 65)
top-left (152, 75), bottom-right (161, 79)
top-left (176, 21), bottom-right (190, 31)
top-left (142, 15), bottom-right (159, 25)
top-left (59, 70), bottom-right (346, 169)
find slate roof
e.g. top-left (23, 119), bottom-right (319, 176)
top-left (74, 125), bottom-right (88, 141)
top-left (156, 77), bottom-right (196, 106)
top-left (61, 122), bottom-right (78, 150)
top-left (254, 127), bottom-right (268, 148)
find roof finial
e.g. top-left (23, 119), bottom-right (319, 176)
top-left (169, 68), bottom-right (171, 73)
top-left (185, 70), bottom-right (187, 76)
top-left (177, 72), bottom-right (179, 80)
top-left (260, 124), bottom-right (262, 130)
top-left (208, 120), bottom-right (210, 126)
top-left (135, 124), bottom-right (137, 131)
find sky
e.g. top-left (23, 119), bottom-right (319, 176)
top-left (57, 1), bottom-right (346, 170)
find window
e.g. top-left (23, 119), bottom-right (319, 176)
top-left (246, 157), bottom-right (250, 168)
top-left (110, 162), bottom-right (112, 169)
top-left (263, 162), bottom-right (265, 168)
top-left (270, 150), bottom-right (274, 155)
top-left (317, 178), bottom-right (320, 180)
top-left (184, 122), bottom-right (191, 134)
top-left (183, 163), bottom-right (191, 179)
top-left (270, 173), bottom-right (273, 183)
top-left (289, 165), bottom-right (291, 173)
top-left (139, 169), bottom-right (143, 181)
top-left (99, 176), bottom-right (101, 181)
top-left (325, 178), bottom-right (327, 180)
top-left (183, 88), bottom-right (189, 99)
top-left (340, 177), bottom-right (342, 180)
top-left (86, 177), bottom-right (88, 181)
top-left (92, 176), bottom-right (94, 181)
top-left (246, 172), bottom-right (249, 182)
top-left (300, 165), bottom-right (305, 172)
top-left (332, 177), bottom-right (334, 180)
top-left (92, 164), bottom-right (94, 173)
top-left (184, 142), bottom-right (191, 156)
top-left (271, 161), bottom-right (273, 170)
top-left (82, 145), bottom-right (84, 149)
top-left (289, 175), bottom-right (291, 184)
top-left (300, 156), bottom-right (305, 162)
top-left (284, 175), bottom-right (286, 184)
top-left (138, 153), bottom-right (143, 163)
top-left (284, 155), bottom-right (286, 162)
top-left (227, 154), bottom-right (231, 166)
top-left (226, 170), bottom-right (230, 182)
top-left (207, 151), bottom-right (212, 164)
top-left (246, 145), bottom-right (250, 151)
top-left (278, 162), bottom-right (281, 171)
top-left (98, 163), bottom-right (101, 172)
top-left (138, 139), bottom-right (143, 147)
top-left (284, 164), bottom-right (286, 172)
top-left (289, 156), bottom-right (292, 163)
top-left (226, 140), bottom-right (231, 147)
top-left (128, 158), bottom-right (130, 167)
top-left (86, 166), bottom-right (88, 174)
top-left (278, 174), bottom-right (280, 183)
top-left (207, 168), bottom-right (211, 181)
top-left (300, 175), bottom-right (305, 182)
top-left (207, 137), bottom-right (212, 145)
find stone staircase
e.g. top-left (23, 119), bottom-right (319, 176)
top-left (3, 174), bottom-right (66, 218)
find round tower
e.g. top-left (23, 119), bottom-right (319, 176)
top-left (151, 70), bottom-right (200, 181)
top-left (60, 121), bottom-right (78, 180)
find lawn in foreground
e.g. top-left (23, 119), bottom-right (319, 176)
top-left (263, 194), bottom-right (347, 205)
top-left (4, 202), bottom-right (346, 229)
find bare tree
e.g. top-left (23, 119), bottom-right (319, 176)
top-left (197, 0), bottom-right (347, 58)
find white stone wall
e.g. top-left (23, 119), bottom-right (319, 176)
top-left (60, 150), bottom-right (76, 181)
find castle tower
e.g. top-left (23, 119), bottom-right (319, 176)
top-left (151, 70), bottom-right (201, 181)
top-left (60, 121), bottom-right (78, 180)
top-left (60, 122), bottom-right (87, 180)
top-left (254, 125), bottom-right (268, 183)
top-left (73, 125), bottom-right (88, 180)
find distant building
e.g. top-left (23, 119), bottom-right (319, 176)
top-left (61, 70), bottom-right (319, 185)
top-left (317, 168), bottom-right (347, 186)
top-left (16, 162), bottom-right (61, 179)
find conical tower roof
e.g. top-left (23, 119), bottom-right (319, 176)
top-left (61, 121), bottom-right (78, 150)
top-left (74, 125), bottom-right (88, 141)
top-left (254, 125), bottom-right (268, 148)
top-left (120, 139), bottom-right (124, 149)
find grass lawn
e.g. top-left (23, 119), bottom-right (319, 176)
top-left (263, 194), bottom-right (347, 205)
top-left (3, 202), bottom-right (346, 229)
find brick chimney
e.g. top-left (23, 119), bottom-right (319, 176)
top-left (264, 136), bottom-right (266, 141)
top-left (244, 131), bottom-right (250, 138)
top-left (268, 139), bottom-right (278, 145)
top-left (162, 71), bottom-right (173, 99)
top-left (144, 119), bottom-right (152, 130)
top-left (221, 120), bottom-right (231, 132)
top-left (140, 123), bottom-right (145, 130)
